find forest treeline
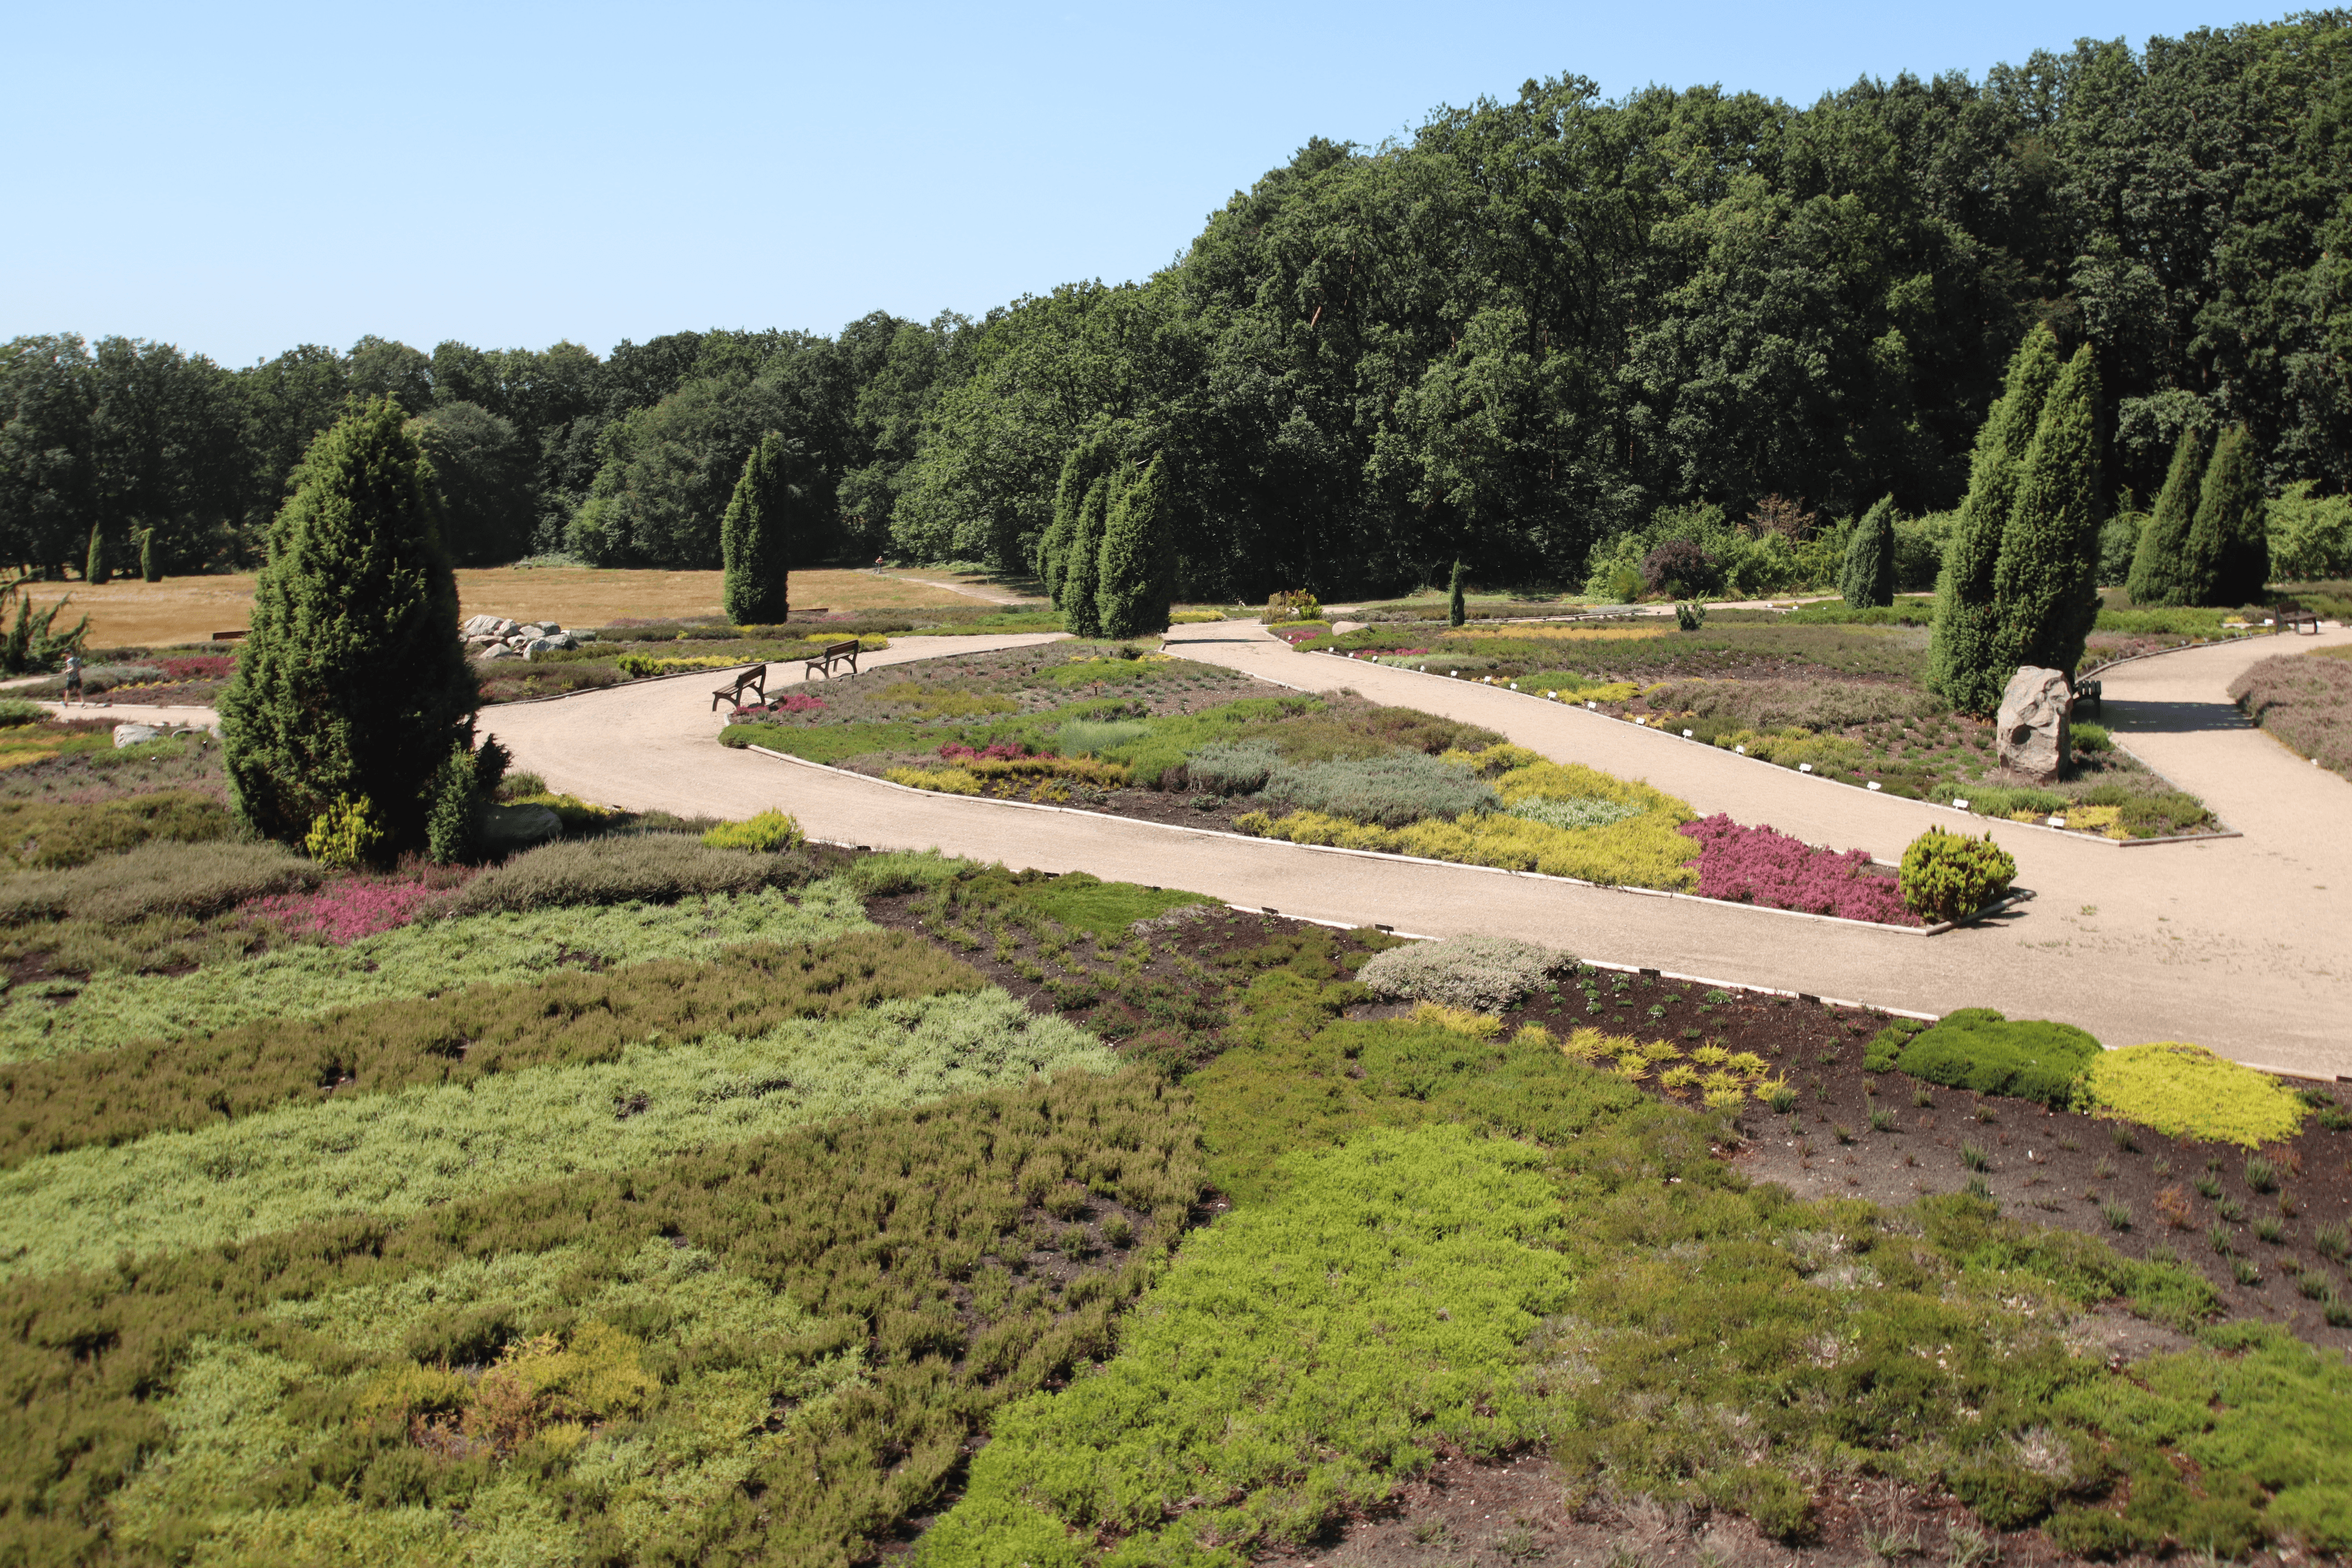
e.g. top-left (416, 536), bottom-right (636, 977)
top-left (5, 12), bottom-right (2347, 594)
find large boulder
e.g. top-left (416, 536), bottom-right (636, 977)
top-left (1997, 666), bottom-right (2073, 783)
top-left (522, 636), bottom-right (568, 659)
top-left (480, 644), bottom-right (521, 662)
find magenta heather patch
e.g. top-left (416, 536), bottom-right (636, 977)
top-left (154, 654), bottom-right (236, 681)
top-left (1677, 814), bottom-right (1919, 927)
top-left (736, 691), bottom-right (829, 719)
top-left (938, 740), bottom-right (1040, 762)
top-left (243, 879), bottom-right (452, 945)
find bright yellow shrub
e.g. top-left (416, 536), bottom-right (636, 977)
top-left (884, 767), bottom-right (982, 796)
top-left (1410, 1000), bottom-right (1504, 1038)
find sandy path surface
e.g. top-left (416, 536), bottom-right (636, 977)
top-left (469, 621), bottom-right (2352, 1074)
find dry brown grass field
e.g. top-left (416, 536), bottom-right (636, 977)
top-left (34, 568), bottom-right (1015, 650)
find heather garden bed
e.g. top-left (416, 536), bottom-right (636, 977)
top-left (2230, 645), bottom-right (2352, 776)
top-left (1296, 603), bottom-right (2233, 840)
top-left (721, 647), bottom-right (1973, 920)
top-left (5, 802), bottom-right (2350, 1564)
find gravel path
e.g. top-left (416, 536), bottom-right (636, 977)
top-left (82, 624), bottom-right (2350, 1074)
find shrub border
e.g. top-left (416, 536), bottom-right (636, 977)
top-left (739, 743), bottom-right (2023, 937)
top-left (1288, 640), bottom-right (2245, 848)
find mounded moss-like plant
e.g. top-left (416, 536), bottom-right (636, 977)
top-left (1358, 934), bottom-right (1575, 1013)
top-left (1898, 826), bottom-right (2016, 920)
top-left (1893, 1007), bottom-right (2100, 1107)
top-left (2080, 1042), bottom-right (2307, 1148)
top-left (0, 839), bottom-right (319, 926)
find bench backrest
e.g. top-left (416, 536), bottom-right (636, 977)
top-left (822, 640), bottom-right (859, 656)
top-left (726, 666), bottom-right (763, 687)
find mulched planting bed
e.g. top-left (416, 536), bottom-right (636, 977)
top-left (861, 860), bottom-right (2352, 1359)
top-left (1301, 620), bottom-right (2223, 838)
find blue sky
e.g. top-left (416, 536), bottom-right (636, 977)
top-left (5, 0), bottom-right (2267, 367)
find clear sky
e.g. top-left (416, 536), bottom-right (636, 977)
top-left (3, 0), bottom-right (2271, 368)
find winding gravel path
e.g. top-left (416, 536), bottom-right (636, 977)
top-left (470, 622), bottom-right (2352, 1075)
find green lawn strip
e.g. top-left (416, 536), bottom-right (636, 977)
top-left (0, 927), bottom-right (975, 1169)
top-left (0, 989), bottom-right (1115, 1282)
top-left (924, 945), bottom-right (2352, 1561)
top-left (0, 877), bottom-right (870, 1063)
top-left (2, 1068), bottom-right (1206, 1566)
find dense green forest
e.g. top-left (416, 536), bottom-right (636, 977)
top-left (5, 12), bottom-right (2347, 596)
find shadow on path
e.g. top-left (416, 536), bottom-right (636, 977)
top-left (2103, 698), bottom-right (2259, 735)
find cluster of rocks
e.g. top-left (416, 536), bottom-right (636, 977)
top-left (463, 615), bottom-right (596, 661)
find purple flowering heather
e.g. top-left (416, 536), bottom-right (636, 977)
top-left (1678, 814), bottom-right (1920, 926)
top-left (244, 880), bottom-right (452, 945)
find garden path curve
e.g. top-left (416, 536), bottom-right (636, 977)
top-left (474, 625), bottom-right (2352, 1076)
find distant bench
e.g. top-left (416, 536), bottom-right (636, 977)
top-left (2278, 606), bottom-right (2322, 635)
top-left (710, 664), bottom-right (768, 711)
top-left (804, 639), bottom-right (861, 680)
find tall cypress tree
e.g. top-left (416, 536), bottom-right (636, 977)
top-left (2188, 424), bottom-right (2270, 608)
top-left (1063, 476), bottom-right (1109, 638)
top-left (1929, 325), bottom-right (2061, 712)
top-left (1038, 446), bottom-right (1087, 608)
top-left (1991, 344), bottom-right (2103, 680)
top-left (720, 433), bottom-right (792, 625)
top-left (1841, 495), bottom-right (1896, 608)
top-left (1098, 454), bottom-right (1174, 638)
top-left (1449, 560), bottom-right (1467, 626)
top-left (84, 524), bottom-right (107, 586)
top-left (138, 526), bottom-right (162, 583)
top-left (2126, 427), bottom-right (2206, 607)
top-left (218, 396), bottom-right (478, 852)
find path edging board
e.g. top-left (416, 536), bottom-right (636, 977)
top-left (743, 742), bottom-right (2012, 938)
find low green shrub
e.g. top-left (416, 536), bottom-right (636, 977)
top-left (1011, 871), bottom-right (1214, 937)
top-left (1356, 934), bottom-right (1574, 1012)
top-left (700, 808), bottom-right (804, 852)
top-left (1898, 826), bottom-right (2017, 920)
top-left (2079, 1043), bottom-right (2307, 1148)
top-left (0, 840), bottom-right (318, 927)
top-left (0, 699), bottom-right (44, 726)
top-left (1504, 794), bottom-right (1643, 831)
top-left (842, 849), bottom-right (972, 897)
top-left (1262, 751), bottom-right (1500, 826)
top-left (1893, 1007), bottom-right (2101, 1106)
top-left (0, 789), bottom-right (231, 872)
top-left (0, 929), bottom-right (978, 1169)
top-left (452, 834), bottom-right (811, 914)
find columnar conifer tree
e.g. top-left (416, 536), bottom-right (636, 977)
top-left (1841, 495), bottom-right (1896, 608)
top-left (1929, 325), bottom-right (2061, 712)
top-left (720, 433), bottom-right (792, 625)
top-left (1097, 454), bottom-right (1174, 637)
top-left (2126, 428), bottom-right (2206, 607)
top-left (1038, 448), bottom-right (1086, 608)
top-left (218, 397), bottom-right (478, 852)
top-left (2187, 424), bottom-right (2270, 607)
top-left (138, 526), bottom-right (161, 583)
top-left (84, 524), bottom-right (107, 586)
top-left (1991, 344), bottom-right (2103, 679)
top-left (1449, 560), bottom-right (1467, 626)
top-left (1063, 476), bottom-right (1109, 637)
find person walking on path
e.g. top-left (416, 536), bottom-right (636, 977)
top-left (62, 652), bottom-right (83, 706)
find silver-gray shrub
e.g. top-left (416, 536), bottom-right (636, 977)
top-left (1642, 677), bottom-right (1944, 730)
top-left (1504, 796), bottom-right (1643, 833)
top-left (0, 840), bottom-right (321, 926)
top-left (1356, 934), bottom-right (1576, 1011)
top-left (1261, 753), bottom-right (1499, 826)
top-left (454, 835), bottom-right (811, 915)
top-left (1055, 719), bottom-right (1153, 757)
top-left (1185, 741), bottom-right (1283, 795)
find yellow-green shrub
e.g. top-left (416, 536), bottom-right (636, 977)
top-left (884, 766), bottom-right (982, 795)
top-left (1711, 727), bottom-right (1872, 775)
top-left (2080, 1043), bottom-right (2306, 1147)
top-left (702, 808), bottom-right (804, 852)
top-left (1250, 807), bottom-right (1697, 889)
top-left (960, 754), bottom-right (1130, 788)
top-left (303, 795), bottom-right (383, 869)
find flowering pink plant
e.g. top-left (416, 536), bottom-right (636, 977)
top-left (244, 879), bottom-right (451, 944)
top-left (1677, 814), bottom-right (1919, 926)
top-left (938, 740), bottom-right (1040, 762)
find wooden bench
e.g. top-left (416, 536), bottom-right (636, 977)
top-left (2278, 606), bottom-right (2322, 635)
top-left (2072, 677), bottom-right (2102, 715)
top-left (710, 664), bottom-right (768, 711)
top-left (804, 639), bottom-right (861, 680)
